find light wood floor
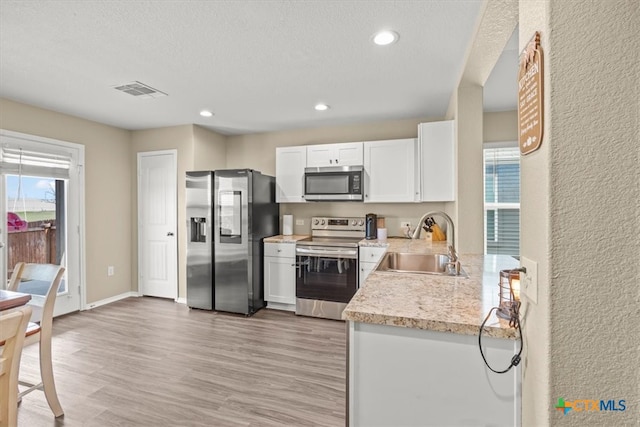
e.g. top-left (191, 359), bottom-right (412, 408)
top-left (16, 297), bottom-right (347, 427)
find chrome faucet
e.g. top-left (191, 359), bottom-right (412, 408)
top-left (412, 211), bottom-right (460, 275)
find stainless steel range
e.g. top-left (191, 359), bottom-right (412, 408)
top-left (295, 217), bottom-right (365, 320)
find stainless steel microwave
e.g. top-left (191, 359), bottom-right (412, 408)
top-left (303, 166), bottom-right (363, 201)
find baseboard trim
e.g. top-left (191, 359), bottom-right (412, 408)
top-left (85, 291), bottom-right (140, 310)
top-left (266, 301), bottom-right (296, 312)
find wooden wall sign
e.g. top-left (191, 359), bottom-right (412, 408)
top-left (518, 32), bottom-right (544, 155)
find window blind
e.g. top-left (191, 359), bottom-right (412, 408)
top-left (483, 145), bottom-right (520, 257)
top-left (0, 146), bottom-right (71, 179)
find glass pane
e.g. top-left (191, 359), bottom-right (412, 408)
top-left (486, 209), bottom-right (520, 256)
top-left (306, 175), bottom-right (349, 194)
top-left (5, 174), bottom-right (67, 294)
top-left (219, 191), bottom-right (241, 237)
top-left (483, 146), bottom-right (520, 257)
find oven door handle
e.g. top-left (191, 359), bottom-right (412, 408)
top-left (295, 247), bottom-right (358, 259)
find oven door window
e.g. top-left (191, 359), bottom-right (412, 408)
top-left (296, 254), bottom-right (357, 303)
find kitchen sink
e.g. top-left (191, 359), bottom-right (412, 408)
top-left (376, 252), bottom-right (467, 277)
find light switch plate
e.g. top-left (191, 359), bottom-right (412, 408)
top-left (520, 257), bottom-right (538, 304)
top-left (295, 219), bottom-right (304, 226)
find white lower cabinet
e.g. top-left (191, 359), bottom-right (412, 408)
top-left (348, 321), bottom-right (521, 426)
top-left (359, 246), bottom-right (387, 287)
top-left (264, 243), bottom-right (296, 311)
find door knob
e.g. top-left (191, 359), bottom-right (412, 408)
top-left (167, 232), bottom-right (175, 236)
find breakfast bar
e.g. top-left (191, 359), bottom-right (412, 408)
top-left (344, 239), bottom-right (521, 426)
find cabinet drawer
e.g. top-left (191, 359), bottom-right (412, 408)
top-left (359, 246), bottom-right (387, 263)
top-left (264, 242), bottom-right (296, 258)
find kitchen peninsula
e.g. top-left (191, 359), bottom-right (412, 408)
top-left (344, 239), bottom-right (521, 426)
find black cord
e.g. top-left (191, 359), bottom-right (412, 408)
top-left (478, 306), bottom-right (523, 374)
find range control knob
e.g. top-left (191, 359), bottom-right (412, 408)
top-left (358, 220), bottom-right (364, 226)
top-left (314, 219), bottom-right (319, 225)
top-left (351, 220), bottom-right (357, 226)
top-left (321, 219), bottom-right (326, 225)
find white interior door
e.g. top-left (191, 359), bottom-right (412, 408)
top-left (138, 150), bottom-right (177, 299)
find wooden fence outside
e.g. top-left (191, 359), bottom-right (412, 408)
top-left (7, 220), bottom-right (57, 274)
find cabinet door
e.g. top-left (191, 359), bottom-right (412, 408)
top-left (420, 121), bottom-right (455, 201)
top-left (359, 262), bottom-right (377, 287)
top-left (276, 146), bottom-right (306, 202)
top-left (264, 256), bottom-right (296, 304)
top-left (306, 145), bottom-right (334, 167)
top-left (334, 142), bottom-right (363, 166)
top-left (360, 246), bottom-right (387, 263)
top-left (364, 138), bottom-right (417, 203)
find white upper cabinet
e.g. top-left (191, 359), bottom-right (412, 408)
top-left (419, 121), bottom-right (455, 201)
top-left (306, 142), bottom-right (363, 167)
top-left (363, 138), bottom-right (418, 203)
top-left (275, 146), bottom-right (306, 203)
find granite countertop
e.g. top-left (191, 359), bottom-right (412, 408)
top-left (344, 238), bottom-right (520, 339)
top-left (264, 235), bottom-right (310, 243)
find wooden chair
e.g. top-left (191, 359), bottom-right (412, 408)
top-left (6, 262), bottom-right (25, 292)
top-left (7, 264), bottom-right (66, 418)
top-left (0, 306), bottom-right (32, 427)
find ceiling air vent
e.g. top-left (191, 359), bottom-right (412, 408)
top-left (113, 81), bottom-right (167, 98)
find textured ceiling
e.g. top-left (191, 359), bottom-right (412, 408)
top-left (0, 1), bottom-right (517, 135)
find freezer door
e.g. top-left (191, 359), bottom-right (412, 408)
top-left (186, 171), bottom-right (213, 310)
top-left (214, 170), bottom-right (251, 314)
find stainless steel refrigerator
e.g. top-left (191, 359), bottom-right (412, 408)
top-left (186, 169), bottom-right (278, 314)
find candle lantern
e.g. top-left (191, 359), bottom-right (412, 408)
top-left (497, 269), bottom-right (521, 320)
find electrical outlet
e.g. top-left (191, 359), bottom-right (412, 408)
top-left (520, 257), bottom-right (538, 304)
top-left (107, 266), bottom-right (115, 276)
top-left (296, 219), bottom-right (304, 226)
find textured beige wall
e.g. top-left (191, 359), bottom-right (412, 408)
top-left (518, 2), bottom-right (552, 424)
top-left (546, 1), bottom-right (638, 425)
top-left (519, 1), bottom-right (639, 425)
top-left (0, 98), bottom-right (132, 304)
top-left (454, 85), bottom-right (485, 253)
top-left (484, 110), bottom-right (517, 142)
top-left (193, 125), bottom-right (227, 171)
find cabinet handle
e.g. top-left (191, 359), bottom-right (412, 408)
top-left (330, 159), bottom-right (333, 164)
top-left (277, 249), bottom-right (282, 252)
top-left (335, 159), bottom-right (339, 163)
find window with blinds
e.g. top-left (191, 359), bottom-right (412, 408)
top-left (0, 146), bottom-right (72, 178)
top-left (483, 145), bottom-right (520, 257)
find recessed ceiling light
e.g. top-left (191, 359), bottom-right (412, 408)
top-left (372, 30), bottom-right (399, 46)
top-left (200, 110), bottom-right (213, 117)
top-left (314, 103), bottom-right (330, 111)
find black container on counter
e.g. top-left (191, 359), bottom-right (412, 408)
top-left (365, 213), bottom-right (377, 240)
